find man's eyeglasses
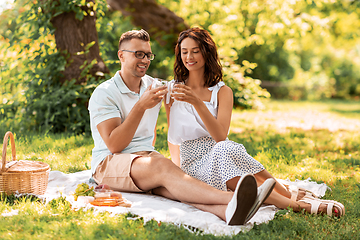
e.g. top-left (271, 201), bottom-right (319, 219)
top-left (121, 50), bottom-right (155, 61)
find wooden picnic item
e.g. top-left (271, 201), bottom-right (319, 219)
top-left (0, 131), bottom-right (50, 195)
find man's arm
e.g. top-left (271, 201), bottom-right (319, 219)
top-left (97, 86), bottom-right (167, 153)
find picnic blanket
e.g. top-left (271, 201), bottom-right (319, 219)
top-left (41, 170), bottom-right (329, 236)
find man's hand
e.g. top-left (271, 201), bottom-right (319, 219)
top-left (97, 85), bottom-right (167, 154)
top-left (137, 85), bottom-right (168, 110)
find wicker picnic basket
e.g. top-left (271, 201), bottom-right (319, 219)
top-left (0, 131), bottom-right (50, 195)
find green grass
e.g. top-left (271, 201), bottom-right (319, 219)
top-left (1, 100), bottom-right (360, 239)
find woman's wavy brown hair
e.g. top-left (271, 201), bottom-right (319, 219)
top-left (174, 27), bottom-right (222, 87)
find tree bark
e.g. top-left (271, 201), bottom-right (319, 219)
top-left (50, 0), bottom-right (109, 84)
top-left (107, 0), bottom-right (189, 47)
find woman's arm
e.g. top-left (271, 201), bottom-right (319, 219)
top-left (168, 141), bottom-right (180, 167)
top-left (164, 96), bottom-right (180, 165)
top-left (172, 84), bottom-right (233, 142)
top-left (152, 127), bottom-right (157, 147)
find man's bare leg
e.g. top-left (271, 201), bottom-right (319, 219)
top-left (188, 203), bottom-right (227, 221)
top-left (130, 155), bottom-right (232, 205)
top-left (130, 155), bottom-right (260, 225)
top-left (152, 186), bottom-right (176, 200)
top-left (151, 187), bottom-right (227, 221)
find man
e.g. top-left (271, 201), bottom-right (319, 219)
top-left (88, 29), bottom-right (273, 225)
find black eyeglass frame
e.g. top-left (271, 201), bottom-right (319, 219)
top-left (121, 50), bottom-right (155, 60)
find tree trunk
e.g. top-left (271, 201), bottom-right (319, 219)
top-left (50, 0), bottom-right (109, 84)
top-left (48, 0), bottom-right (187, 83)
top-left (107, 0), bottom-right (188, 47)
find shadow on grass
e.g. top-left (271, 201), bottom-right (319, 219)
top-left (330, 107), bottom-right (360, 117)
top-left (0, 193), bottom-right (41, 206)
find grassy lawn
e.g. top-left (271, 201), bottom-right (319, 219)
top-left (0, 100), bottom-right (359, 239)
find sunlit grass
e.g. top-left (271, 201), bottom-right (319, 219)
top-left (229, 100), bottom-right (360, 185)
top-left (0, 196), bottom-right (199, 240)
top-left (0, 99), bottom-right (359, 239)
top-left (5, 134), bottom-right (93, 173)
top-left (265, 99), bottom-right (360, 119)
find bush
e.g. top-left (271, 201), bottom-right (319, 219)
top-left (0, 0), bottom-right (111, 135)
top-left (223, 60), bottom-right (270, 109)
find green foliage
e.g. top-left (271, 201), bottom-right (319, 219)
top-left (0, 0), bottom-right (110, 134)
top-left (159, 0), bottom-right (360, 100)
top-left (0, 0), bottom-right (180, 135)
top-left (223, 60), bottom-right (270, 109)
top-left (158, 0), bottom-right (272, 107)
top-left (2, 0), bottom-right (360, 135)
top-left (23, 73), bottom-right (102, 134)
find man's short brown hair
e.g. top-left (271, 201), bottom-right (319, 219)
top-left (118, 29), bottom-right (150, 50)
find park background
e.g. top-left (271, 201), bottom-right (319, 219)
top-left (0, 0), bottom-right (359, 239)
top-left (0, 0), bottom-right (360, 135)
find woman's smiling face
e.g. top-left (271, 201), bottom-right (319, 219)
top-left (180, 37), bottom-right (205, 73)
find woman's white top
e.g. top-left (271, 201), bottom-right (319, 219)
top-left (168, 81), bottom-right (225, 145)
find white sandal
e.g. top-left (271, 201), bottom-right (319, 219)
top-left (288, 185), bottom-right (318, 201)
top-left (298, 197), bottom-right (345, 217)
top-left (318, 199), bottom-right (345, 215)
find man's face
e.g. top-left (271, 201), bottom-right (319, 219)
top-left (118, 39), bottom-right (152, 78)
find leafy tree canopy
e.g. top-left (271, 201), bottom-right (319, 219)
top-left (1, 0), bottom-right (359, 134)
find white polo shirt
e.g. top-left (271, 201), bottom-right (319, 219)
top-left (88, 71), bottom-right (161, 174)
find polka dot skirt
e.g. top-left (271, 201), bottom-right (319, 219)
top-left (180, 136), bottom-right (265, 191)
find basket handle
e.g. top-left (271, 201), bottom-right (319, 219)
top-left (1, 131), bottom-right (17, 172)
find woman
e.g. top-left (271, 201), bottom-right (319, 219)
top-left (165, 27), bottom-right (344, 218)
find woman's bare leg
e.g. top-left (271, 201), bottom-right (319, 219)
top-left (226, 176), bottom-right (240, 191)
top-left (192, 190), bottom-right (301, 221)
top-left (226, 170), bottom-right (288, 195)
top-left (264, 189), bottom-right (341, 216)
top-left (254, 170), bottom-right (291, 198)
top-left (226, 171), bottom-right (340, 216)
top-left (264, 190), bottom-right (301, 211)
top-left (227, 170), bottom-right (310, 202)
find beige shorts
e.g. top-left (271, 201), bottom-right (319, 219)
top-left (92, 151), bottom-right (164, 192)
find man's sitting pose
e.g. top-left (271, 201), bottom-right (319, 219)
top-left (88, 29), bottom-right (273, 225)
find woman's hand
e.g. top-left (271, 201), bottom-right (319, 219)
top-left (170, 83), bottom-right (202, 106)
